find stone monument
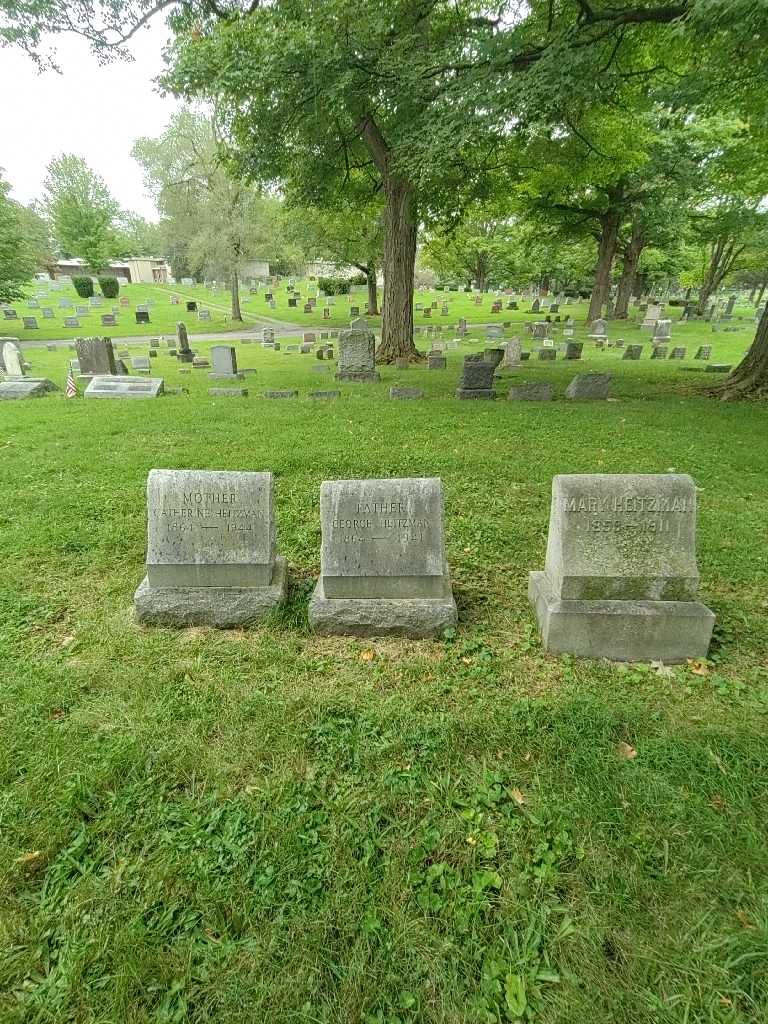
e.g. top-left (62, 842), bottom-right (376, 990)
top-left (335, 318), bottom-right (380, 382)
top-left (528, 474), bottom-right (715, 662)
top-left (134, 469), bottom-right (287, 626)
top-left (75, 337), bottom-right (116, 376)
top-left (2, 340), bottom-right (24, 377)
top-left (308, 477), bottom-right (458, 638)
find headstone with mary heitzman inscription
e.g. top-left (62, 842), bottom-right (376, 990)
top-left (528, 474), bottom-right (714, 662)
top-left (308, 477), bottom-right (457, 638)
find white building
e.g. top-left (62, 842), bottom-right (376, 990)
top-left (52, 257), bottom-right (171, 284)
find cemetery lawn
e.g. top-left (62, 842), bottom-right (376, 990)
top-left (2, 341), bottom-right (768, 1023)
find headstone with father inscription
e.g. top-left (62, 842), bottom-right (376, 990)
top-left (134, 469), bottom-right (287, 627)
top-left (528, 474), bottom-right (714, 662)
top-left (308, 477), bottom-right (457, 638)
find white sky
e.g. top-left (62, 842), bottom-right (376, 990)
top-left (0, 20), bottom-right (180, 220)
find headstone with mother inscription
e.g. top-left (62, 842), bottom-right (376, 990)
top-left (528, 474), bottom-right (715, 662)
top-left (308, 477), bottom-right (457, 638)
top-left (134, 469), bottom-right (287, 627)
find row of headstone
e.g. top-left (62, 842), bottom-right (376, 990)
top-left (132, 468), bottom-right (714, 661)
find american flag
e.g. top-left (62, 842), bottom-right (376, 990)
top-left (65, 370), bottom-right (78, 398)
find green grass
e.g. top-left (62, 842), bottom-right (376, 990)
top-left (1, 332), bottom-right (768, 1022)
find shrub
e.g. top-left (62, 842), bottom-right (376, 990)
top-left (318, 276), bottom-right (352, 295)
top-left (72, 275), bottom-right (94, 298)
top-left (98, 276), bottom-right (120, 298)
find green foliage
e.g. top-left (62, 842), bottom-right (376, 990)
top-left (317, 276), bottom-right (351, 295)
top-left (0, 173), bottom-right (36, 303)
top-left (41, 154), bottom-right (120, 271)
top-left (97, 275), bottom-right (119, 298)
top-left (71, 274), bottom-right (94, 298)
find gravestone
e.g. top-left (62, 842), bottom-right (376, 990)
top-left (390, 386), bottom-right (424, 400)
top-left (186, 301), bottom-right (197, 312)
top-left (336, 319), bottom-right (380, 382)
top-left (532, 322), bottom-right (550, 341)
top-left (132, 356), bottom-right (151, 372)
top-left (669, 347), bottom-right (686, 360)
top-left (309, 390), bottom-right (340, 399)
top-left (76, 306), bottom-right (89, 317)
top-left (0, 378), bottom-right (59, 400)
top-left (114, 359), bottom-right (129, 375)
top-left (209, 345), bottom-right (243, 379)
top-left (134, 469), bottom-right (287, 627)
top-left (209, 387), bottom-right (248, 397)
top-left (75, 337), bottom-right (116, 376)
top-left (484, 348), bottom-right (504, 368)
top-left (198, 309), bottom-right (212, 321)
top-left (2, 340), bottom-right (24, 376)
top-left (428, 355), bottom-right (447, 370)
top-left (650, 346), bottom-right (668, 360)
top-left (622, 345), bottom-right (643, 360)
top-left (2, 308), bottom-right (18, 320)
top-left (588, 318), bottom-right (607, 339)
top-left (176, 322), bottom-right (194, 363)
top-left (308, 477), bottom-right (458, 638)
top-left (101, 314), bottom-right (117, 327)
top-left (264, 390), bottom-right (298, 399)
top-left (538, 348), bottom-right (556, 361)
top-left (695, 346), bottom-right (712, 360)
top-left (641, 303), bottom-right (662, 327)
top-left (652, 319), bottom-right (672, 342)
top-left (528, 474), bottom-right (715, 662)
top-left (85, 375), bottom-right (164, 399)
top-left (530, 299), bottom-right (541, 313)
top-left (507, 382), bottom-right (553, 401)
top-left (42, 308), bottom-right (54, 319)
top-left (23, 317), bottom-right (39, 329)
top-left (502, 338), bottom-right (521, 368)
top-left (135, 311), bottom-right (151, 324)
top-left (486, 325), bottom-right (503, 340)
top-left (564, 342), bottom-right (583, 360)
top-left (565, 373), bottom-right (611, 400)
top-left (456, 356), bottom-right (496, 399)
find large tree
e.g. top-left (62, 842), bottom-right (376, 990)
top-left (41, 154), bottom-right (120, 271)
top-left (0, 172), bottom-right (37, 302)
top-left (132, 109), bottom-right (283, 320)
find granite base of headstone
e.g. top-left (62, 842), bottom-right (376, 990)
top-left (134, 469), bottom-right (287, 627)
top-left (528, 474), bottom-right (715, 662)
top-left (308, 477), bottom-right (457, 639)
top-left (0, 378), bottom-right (59, 400)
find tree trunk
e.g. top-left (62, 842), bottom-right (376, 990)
top-left (540, 273), bottom-right (550, 295)
top-left (757, 280), bottom-right (767, 305)
top-left (696, 236), bottom-right (744, 315)
top-left (366, 264), bottom-right (379, 316)
top-left (359, 112), bottom-right (419, 362)
top-left (376, 175), bottom-right (419, 362)
top-left (614, 221), bottom-right (645, 319)
top-left (714, 302), bottom-right (768, 399)
top-left (231, 267), bottom-right (242, 321)
top-left (587, 208), bottom-right (620, 323)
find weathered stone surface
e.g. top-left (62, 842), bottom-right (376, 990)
top-left (456, 358), bottom-right (495, 399)
top-left (564, 342), bottom-right (583, 360)
top-left (309, 390), bottom-right (340, 399)
top-left (2, 340), bottom-right (24, 376)
top-left (208, 387), bottom-right (248, 397)
top-left (85, 375), bottom-right (164, 399)
top-left (502, 338), bottom-right (521, 368)
top-left (622, 345), bottom-right (643, 360)
top-left (264, 389), bottom-right (298, 399)
top-left (308, 477), bottom-right (457, 637)
top-left (483, 348), bottom-right (504, 368)
top-left (0, 378), bottom-right (58, 399)
top-left (507, 382), bottom-right (553, 401)
top-left (390, 386), bottom-right (424, 400)
top-left (336, 322), bottom-right (380, 382)
top-left (565, 373), bottom-right (611, 400)
top-left (537, 348), bottom-right (556, 361)
top-left (210, 345), bottom-right (241, 378)
top-left (428, 355), bottom-right (447, 370)
top-left (75, 337), bottom-right (116, 375)
top-left (143, 468), bottom-right (276, 590)
top-left (650, 345), bottom-right (668, 359)
top-left (135, 557), bottom-right (287, 628)
top-left (669, 347), bottom-right (687, 360)
top-left (528, 473), bottom-right (714, 661)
